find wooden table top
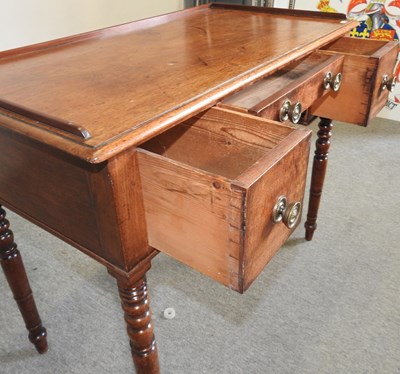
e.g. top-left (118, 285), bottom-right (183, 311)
top-left (0, 4), bottom-right (357, 163)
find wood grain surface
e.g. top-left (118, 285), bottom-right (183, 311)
top-left (0, 5), bottom-right (356, 162)
top-left (310, 38), bottom-right (398, 126)
top-left (220, 52), bottom-right (344, 121)
top-left (137, 108), bottom-right (311, 292)
top-left (0, 128), bottom-right (153, 273)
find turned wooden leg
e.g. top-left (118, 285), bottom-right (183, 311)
top-left (0, 205), bottom-right (48, 353)
top-left (305, 118), bottom-right (333, 241)
top-left (113, 273), bottom-right (160, 374)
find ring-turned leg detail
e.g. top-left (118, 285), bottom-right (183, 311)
top-left (0, 205), bottom-right (48, 353)
top-left (117, 276), bottom-right (160, 374)
top-left (305, 118), bottom-right (333, 241)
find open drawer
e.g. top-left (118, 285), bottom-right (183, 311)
top-left (219, 52), bottom-right (344, 124)
top-left (310, 37), bottom-right (398, 126)
top-left (137, 107), bottom-right (311, 293)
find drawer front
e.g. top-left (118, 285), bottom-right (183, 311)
top-left (238, 131), bottom-right (310, 291)
top-left (137, 107), bottom-right (311, 293)
top-left (220, 52), bottom-right (344, 124)
top-left (310, 37), bottom-right (398, 126)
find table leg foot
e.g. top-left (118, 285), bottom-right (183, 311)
top-left (0, 205), bottom-right (48, 354)
top-left (305, 118), bottom-right (333, 241)
top-left (116, 274), bottom-right (160, 374)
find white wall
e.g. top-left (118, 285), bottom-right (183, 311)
top-left (293, 0), bottom-right (315, 11)
top-left (0, 0), bottom-right (184, 51)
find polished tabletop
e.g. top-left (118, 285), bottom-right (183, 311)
top-left (0, 5), bottom-right (356, 162)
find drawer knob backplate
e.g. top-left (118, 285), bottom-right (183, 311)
top-left (381, 75), bottom-right (396, 92)
top-left (324, 71), bottom-right (342, 92)
top-left (332, 73), bottom-right (342, 92)
top-left (289, 102), bottom-right (302, 124)
top-left (279, 99), bottom-right (291, 122)
top-left (279, 100), bottom-right (302, 124)
top-left (272, 195), bottom-right (302, 229)
top-left (323, 72), bottom-right (333, 90)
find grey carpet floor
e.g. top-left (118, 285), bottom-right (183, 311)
top-left (0, 117), bottom-right (399, 374)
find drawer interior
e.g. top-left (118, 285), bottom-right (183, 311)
top-left (222, 52), bottom-right (339, 110)
top-left (321, 37), bottom-right (392, 57)
top-left (140, 109), bottom-right (294, 180)
top-left (220, 52), bottom-right (343, 123)
top-left (311, 37), bottom-right (398, 126)
top-left (138, 107), bottom-right (310, 292)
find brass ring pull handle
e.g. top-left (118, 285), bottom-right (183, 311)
top-left (279, 100), bottom-right (302, 124)
top-left (323, 71), bottom-right (332, 90)
top-left (289, 102), bottom-right (302, 124)
top-left (331, 73), bottom-right (342, 92)
top-left (381, 75), bottom-right (396, 92)
top-left (323, 71), bottom-right (342, 92)
top-left (279, 99), bottom-right (291, 122)
top-left (283, 201), bottom-right (302, 229)
top-left (272, 195), bottom-right (302, 229)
